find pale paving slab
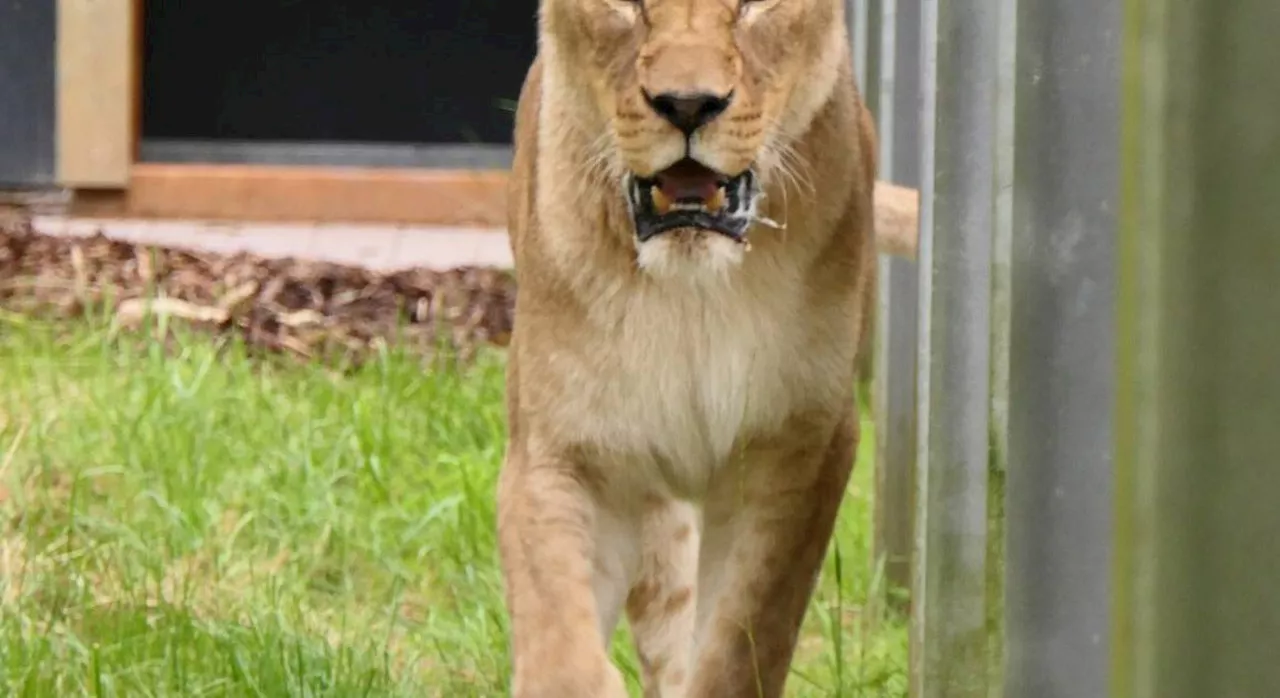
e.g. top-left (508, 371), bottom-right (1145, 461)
top-left (28, 216), bottom-right (514, 272)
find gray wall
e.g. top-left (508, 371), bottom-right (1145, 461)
top-left (0, 0), bottom-right (57, 187)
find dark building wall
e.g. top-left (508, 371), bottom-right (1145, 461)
top-left (0, 0), bottom-right (57, 186)
top-left (142, 0), bottom-right (539, 146)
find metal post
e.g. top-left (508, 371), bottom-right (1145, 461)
top-left (850, 0), bottom-right (883, 121)
top-left (1003, 0), bottom-right (1120, 694)
top-left (910, 0), bottom-right (999, 693)
top-left (1111, 0), bottom-right (1280, 695)
top-left (872, 0), bottom-right (922, 614)
top-left (984, 0), bottom-right (1018, 692)
top-left (849, 0), bottom-right (882, 413)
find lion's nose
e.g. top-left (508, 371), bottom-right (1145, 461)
top-left (643, 90), bottom-right (733, 136)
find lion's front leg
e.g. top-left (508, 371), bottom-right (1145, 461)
top-left (496, 451), bottom-right (632, 698)
top-left (688, 413), bottom-right (859, 697)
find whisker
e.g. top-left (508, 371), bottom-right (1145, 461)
top-left (570, 129), bottom-right (625, 207)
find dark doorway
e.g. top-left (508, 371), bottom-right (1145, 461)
top-left (140, 0), bottom-right (537, 149)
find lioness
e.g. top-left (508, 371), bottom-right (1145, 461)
top-left (498, 0), bottom-right (879, 695)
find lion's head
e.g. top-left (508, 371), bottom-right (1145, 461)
top-left (541, 0), bottom-right (849, 271)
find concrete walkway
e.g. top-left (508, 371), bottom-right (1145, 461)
top-left (29, 216), bottom-right (514, 272)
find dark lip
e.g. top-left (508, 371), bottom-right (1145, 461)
top-left (625, 166), bottom-right (760, 243)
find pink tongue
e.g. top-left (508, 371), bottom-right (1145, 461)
top-left (656, 161), bottom-right (721, 202)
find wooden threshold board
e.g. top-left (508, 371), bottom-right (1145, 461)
top-left (71, 163), bottom-right (510, 228)
top-left (67, 163), bottom-right (920, 258)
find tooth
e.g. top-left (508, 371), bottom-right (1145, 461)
top-left (651, 186), bottom-right (671, 214)
top-left (706, 187), bottom-right (727, 213)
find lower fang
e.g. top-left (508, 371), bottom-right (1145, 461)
top-left (706, 187), bottom-right (727, 213)
top-left (651, 186), bottom-right (672, 214)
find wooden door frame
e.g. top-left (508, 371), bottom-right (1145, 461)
top-left (56, 0), bottom-right (510, 228)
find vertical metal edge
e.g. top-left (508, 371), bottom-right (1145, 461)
top-left (872, 0), bottom-right (921, 621)
top-left (909, 0), bottom-right (935, 686)
top-left (1003, 0), bottom-right (1121, 693)
top-left (986, 0), bottom-right (1018, 693)
top-left (913, 0), bottom-right (999, 692)
top-left (1115, 0), bottom-right (1280, 694)
top-left (852, 0), bottom-right (869, 95)
top-left (862, 0), bottom-right (883, 122)
top-left (1108, 0), bottom-right (1160, 692)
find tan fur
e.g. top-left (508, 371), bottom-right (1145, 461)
top-left (497, 1), bottom-right (877, 695)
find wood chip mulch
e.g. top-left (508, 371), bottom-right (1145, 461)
top-left (0, 215), bottom-right (516, 365)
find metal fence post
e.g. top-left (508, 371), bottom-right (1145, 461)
top-left (850, 0), bottom-right (883, 121)
top-left (1002, 0), bottom-right (1121, 694)
top-left (872, 0), bottom-right (922, 615)
top-left (910, 0), bottom-right (1000, 693)
top-left (983, 0), bottom-right (1018, 691)
top-left (1111, 0), bottom-right (1280, 695)
top-left (850, 0), bottom-right (882, 413)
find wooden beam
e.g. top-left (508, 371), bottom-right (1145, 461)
top-left (874, 181), bottom-right (920, 260)
top-left (71, 163), bottom-right (922, 249)
top-left (72, 164), bottom-right (511, 227)
top-left (56, 0), bottom-right (135, 188)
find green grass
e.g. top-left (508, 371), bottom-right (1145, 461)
top-left (0, 315), bottom-right (907, 697)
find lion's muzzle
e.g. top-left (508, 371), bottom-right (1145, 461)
top-left (625, 158), bottom-right (761, 243)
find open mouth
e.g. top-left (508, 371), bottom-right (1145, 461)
top-left (625, 159), bottom-right (761, 243)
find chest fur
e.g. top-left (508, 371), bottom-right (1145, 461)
top-left (541, 279), bottom-right (828, 492)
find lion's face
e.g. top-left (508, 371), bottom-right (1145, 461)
top-left (544, 0), bottom-right (845, 274)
